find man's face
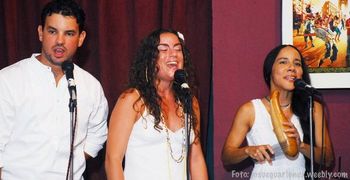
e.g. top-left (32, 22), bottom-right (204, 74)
top-left (38, 13), bottom-right (86, 68)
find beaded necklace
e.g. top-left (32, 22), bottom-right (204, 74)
top-left (161, 101), bottom-right (187, 163)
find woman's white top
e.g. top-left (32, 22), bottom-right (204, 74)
top-left (124, 109), bottom-right (194, 180)
top-left (246, 99), bottom-right (305, 180)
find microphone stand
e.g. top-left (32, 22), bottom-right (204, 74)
top-left (66, 90), bottom-right (77, 180)
top-left (183, 93), bottom-right (192, 180)
top-left (308, 94), bottom-right (314, 180)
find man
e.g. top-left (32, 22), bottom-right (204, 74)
top-left (0, 0), bottom-right (108, 179)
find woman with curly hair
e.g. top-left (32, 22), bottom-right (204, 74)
top-left (105, 28), bottom-right (208, 180)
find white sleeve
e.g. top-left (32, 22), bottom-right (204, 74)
top-left (83, 84), bottom-right (108, 158)
top-left (0, 74), bottom-right (16, 168)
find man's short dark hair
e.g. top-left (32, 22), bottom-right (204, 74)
top-left (41, 0), bottom-right (85, 32)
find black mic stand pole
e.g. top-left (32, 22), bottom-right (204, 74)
top-left (67, 90), bottom-right (77, 180)
top-left (183, 93), bottom-right (192, 180)
top-left (308, 94), bottom-right (314, 180)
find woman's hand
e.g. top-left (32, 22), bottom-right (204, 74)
top-left (244, 145), bottom-right (274, 164)
top-left (282, 121), bottom-right (301, 147)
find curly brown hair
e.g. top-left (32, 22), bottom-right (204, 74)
top-left (128, 28), bottom-right (198, 138)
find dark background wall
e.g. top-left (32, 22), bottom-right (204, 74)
top-left (213, 0), bottom-right (350, 179)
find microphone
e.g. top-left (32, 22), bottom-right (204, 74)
top-left (174, 69), bottom-right (190, 90)
top-left (62, 61), bottom-right (77, 100)
top-left (294, 79), bottom-right (321, 95)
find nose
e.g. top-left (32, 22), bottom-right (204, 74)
top-left (56, 33), bottom-right (65, 45)
top-left (287, 62), bottom-right (297, 72)
top-left (169, 48), bottom-right (178, 57)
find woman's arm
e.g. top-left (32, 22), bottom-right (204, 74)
top-left (105, 89), bottom-right (142, 180)
top-left (221, 102), bottom-right (274, 166)
top-left (299, 101), bottom-right (334, 167)
top-left (189, 97), bottom-right (208, 180)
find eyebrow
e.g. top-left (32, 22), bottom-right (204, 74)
top-left (46, 26), bottom-right (77, 33)
top-left (158, 43), bottom-right (182, 47)
top-left (276, 57), bottom-right (301, 61)
top-left (46, 26), bottom-right (57, 30)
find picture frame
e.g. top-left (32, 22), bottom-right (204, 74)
top-left (282, 0), bottom-right (350, 88)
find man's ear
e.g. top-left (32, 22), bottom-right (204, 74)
top-left (78, 30), bottom-right (86, 47)
top-left (38, 25), bottom-right (43, 42)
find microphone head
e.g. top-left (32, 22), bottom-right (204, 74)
top-left (174, 69), bottom-right (188, 86)
top-left (293, 79), bottom-right (304, 88)
top-left (294, 78), bottom-right (311, 89)
top-left (293, 78), bottom-right (322, 96)
top-left (174, 69), bottom-right (191, 97)
top-left (62, 61), bottom-right (74, 79)
top-left (62, 61), bottom-right (74, 72)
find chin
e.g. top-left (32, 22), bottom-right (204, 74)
top-left (55, 56), bottom-right (72, 64)
top-left (286, 86), bottom-right (295, 91)
top-left (53, 59), bottom-right (66, 66)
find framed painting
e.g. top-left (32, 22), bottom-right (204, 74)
top-left (282, 0), bottom-right (350, 88)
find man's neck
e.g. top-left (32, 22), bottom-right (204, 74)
top-left (36, 54), bottom-right (64, 85)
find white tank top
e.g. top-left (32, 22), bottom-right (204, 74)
top-left (124, 108), bottom-right (194, 180)
top-left (246, 99), bottom-right (305, 180)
